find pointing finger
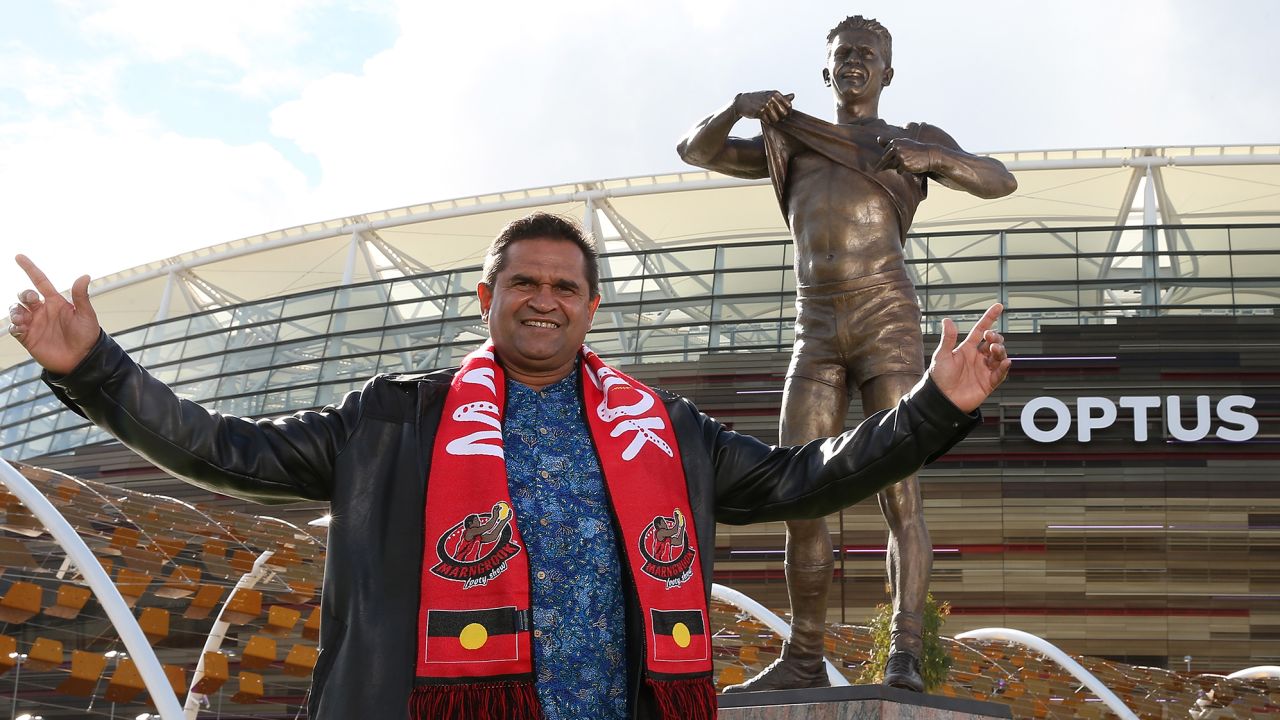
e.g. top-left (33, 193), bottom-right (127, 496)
top-left (15, 254), bottom-right (60, 302)
top-left (964, 303), bottom-right (1004, 346)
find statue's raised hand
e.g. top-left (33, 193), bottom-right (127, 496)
top-left (734, 91), bottom-right (794, 125)
top-left (8, 255), bottom-right (99, 375)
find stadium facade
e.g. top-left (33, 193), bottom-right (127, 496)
top-left (2, 143), bottom-right (1278, 676)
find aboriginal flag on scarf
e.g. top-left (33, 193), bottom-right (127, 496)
top-left (409, 342), bottom-right (715, 720)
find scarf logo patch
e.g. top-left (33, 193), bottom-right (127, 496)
top-left (591, 364), bottom-right (673, 461)
top-left (431, 501), bottom-right (521, 589)
top-left (638, 508), bottom-right (696, 588)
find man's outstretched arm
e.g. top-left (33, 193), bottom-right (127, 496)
top-left (875, 124), bottom-right (1017, 199)
top-left (676, 92), bottom-right (793, 179)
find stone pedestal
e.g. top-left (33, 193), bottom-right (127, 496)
top-left (718, 685), bottom-right (1013, 720)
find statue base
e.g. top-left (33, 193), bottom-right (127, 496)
top-left (718, 685), bottom-right (1012, 719)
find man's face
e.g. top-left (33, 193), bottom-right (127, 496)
top-left (825, 29), bottom-right (892, 104)
top-left (477, 237), bottom-right (600, 387)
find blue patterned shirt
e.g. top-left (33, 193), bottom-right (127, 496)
top-left (505, 372), bottom-right (628, 720)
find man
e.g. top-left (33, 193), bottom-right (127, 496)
top-left (8, 212), bottom-right (1009, 719)
top-left (677, 16), bottom-right (1017, 692)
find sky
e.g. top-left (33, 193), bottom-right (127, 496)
top-left (2, 0), bottom-right (1278, 299)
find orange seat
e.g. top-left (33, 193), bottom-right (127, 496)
top-left (230, 671), bottom-right (264, 704)
top-left (55, 650), bottom-right (107, 696)
top-left (138, 607), bottom-right (170, 643)
top-left (44, 583), bottom-right (93, 620)
top-left (163, 664), bottom-right (186, 696)
top-left (223, 588), bottom-right (262, 624)
top-left (0, 581), bottom-right (42, 624)
top-left (283, 644), bottom-right (318, 677)
top-left (184, 584), bottom-right (225, 620)
top-left (717, 665), bottom-right (745, 688)
top-left (156, 564), bottom-right (200, 600)
top-left (229, 549), bottom-right (257, 574)
top-left (738, 645), bottom-right (759, 664)
top-left (152, 536), bottom-right (187, 560)
top-left (0, 635), bottom-right (16, 676)
top-left (264, 605), bottom-right (301, 635)
top-left (302, 607), bottom-right (322, 641)
top-left (115, 567), bottom-right (152, 608)
top-left (105, 658), bottom-right (146, 703)
top-left (281, 580), bottom-right (318, 605)
top-left (108, 526), bottom-right (141, 555)
top-left (241, 635), bottom-right (277, 670)
top-left (25, 636), bottom-right (63, 671)
top-left (191, 651), bottom-right (230, 694)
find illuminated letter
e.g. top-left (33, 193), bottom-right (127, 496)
top-left (1119, 396), bottom-right (1161, 442)
top-left (1076, 397), bottom-right (1117, 442)
top-left (1021, 397), bottom-right (1071, 443)
top-left (1166, 395), bottom-right (1210, 442)
top-left (1215, 395), bottom-right (1259, 442)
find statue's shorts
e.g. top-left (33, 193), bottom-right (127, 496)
top-left (787, 268), bottom-right (925, 392)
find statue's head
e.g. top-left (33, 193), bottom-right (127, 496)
top-left (822, 15), bottom-right (894, 102)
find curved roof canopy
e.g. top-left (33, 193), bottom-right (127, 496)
top-left (4, 143), bottom-right (1278, 370)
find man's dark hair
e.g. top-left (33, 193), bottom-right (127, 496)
top-left (826, 15), bottom-right (892, 67)
top-left (482, 212), bottom-right (600, 298)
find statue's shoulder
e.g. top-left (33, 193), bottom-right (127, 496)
top-left (905, 121), bottom-right (959, 147)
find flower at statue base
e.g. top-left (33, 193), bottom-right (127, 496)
top-left (857, 593), bottom-right (951, 692)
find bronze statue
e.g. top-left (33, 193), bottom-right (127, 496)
top-left (677, 15), bottom-right (1016, 692)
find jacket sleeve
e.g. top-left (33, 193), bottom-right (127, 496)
top-left (43, 331), bottom-right (360, 504)
top-left (704, 374), bottom-right (980, 525)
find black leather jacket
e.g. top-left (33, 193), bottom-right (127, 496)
top-left (47, 332), bottom-right (978, 719)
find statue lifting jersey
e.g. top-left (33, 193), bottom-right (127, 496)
top-left (678, 16), bottom-right (1016, 692)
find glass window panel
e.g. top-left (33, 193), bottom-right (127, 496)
top-left (232, 299), bottom-right (283, 325)
top-left (599, 276), bottom-right (642, 300)
top-left (904, 235), bottom-right (929, 262)
top-left (713, 298), bottom-right (786, 325)
top-left (656, 272), bottom-right (716, 299)
top-left (327, 331), bottom-right (384, 357)
top-left (1158, 253), bottom-right (1233, 279)
top-left (2, 398), bottom-right (34, 425)
top-left (225, 322), bottom-right (280, 350)
top-left (10, 362), bottom-right (40, 383)
top-left (923, 287), bottom-right (1001, 315)
top-left (176, 357), bottom-right (223, 383)
top-left (720, 269), bottom-right (786, 296)
top-left (450, 294), bottom-right (482, 318)
top-left (188, 312), bottom-right (231, 336)
top-left (114, 328), bottom-right (147, 351)
top-left (49, 426), bottom-right (91, 454)
top-left (222, 346), bottom-right (276, 375)
top-left (1172, 227), bottom-right (1230, 252)
top-left (590, 303), bottom-right (643, 332)
top-left (272, 337), bottom-right (327, 366)
top-left (1229, 226), bottom-right (1279, 252)
top-left (1231, 252), bottom-right (1280, 278)
top-left (181, 332), bottom-right (228, 358)
top-left (335, 284), bottom-right (389, 309)
top-left (721, 244), bottom-right (787, 270)
top-left (282, 290), bottom-right (335, 318)
top-left (1158, 281), bottom-right (1235, 307)
top-left (1005, 230), bottom-right (1076, 256)
top-left (931, 257), bottom-right (999, 286)
top-left (268, 362), bottom-right (322, 388)
top-left (217, 370), bottom-right (271, 397)
top-left (25, 410), bottom-right (57, 436)
top-left (21, 435), bottom-right (53, 458)
top-left (1077, 254), bottom-right (1147, 282)
top-left (1231, 279), bottom-right (1280, 306)
top-left (328, 306), bottom-right (388, 334)
top-left (1006, 285), bottom-right (1079, 310)
top-left (215, 394), bottom-right (265, 418)
top-left (1075, 229), bottom-right (1119, 254)
top-left (1, 425), bottom-right (22, 448)
top-left (144, 317), bottom-right (190, 344)
top-left (716, 320), bottom-right (785, 351)
top-left (389, 277), bottom-right (436, 304)
top-left (1077, 280), bottom-right (1152, 311)
top-left (389, 297), bottom-right (445, 324)
top-left (276, 314), bottom-right (331, 341)
top-left (927, 233), bottom-right (999, 261)
top-left (321, 355), bottom-right (380, 383)
top-left (651, 248), bottom-right (716, 275)
top-left (1006, 257), bottom-right (1076, 283)
top-left (139, 342), bottom-right (185, 367)
top-left (378, 345), bottom-right (443, 374)
top-left (6, 380), bottom-right (39, 405)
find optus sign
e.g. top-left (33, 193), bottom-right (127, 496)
top-left (1020, 395), bottom-right (1258, 443)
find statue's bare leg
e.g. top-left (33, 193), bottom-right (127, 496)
top-left (863, 372), bottom-right (931, 692)
top-left (724, 374), bottom-right (846, 692)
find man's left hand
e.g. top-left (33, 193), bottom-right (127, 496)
top-left (928, 303), bottom-right (1010, 413)
top-left (874, 136), bottom-right (941, 174)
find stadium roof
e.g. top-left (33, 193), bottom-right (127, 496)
top-left (4, 142), bottom-right (1279, 370)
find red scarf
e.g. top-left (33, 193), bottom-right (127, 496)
top-left (410, 342), bottom-right (716, 720)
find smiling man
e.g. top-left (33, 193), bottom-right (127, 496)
top-left (678, 15), bottom-right (1017, 693)
top-left (9, 211), bottom-right (1009, 719)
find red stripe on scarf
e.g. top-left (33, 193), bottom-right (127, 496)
top-left (414, 342), bottom-right (714, 719)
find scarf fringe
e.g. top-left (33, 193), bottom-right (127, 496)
top-left (409, 681), bottom-right (545, 720)
top-left (646, 676), bottom-right (717, 720)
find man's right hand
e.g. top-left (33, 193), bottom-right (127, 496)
top-left (734, 91), bottom-right (794, 125)
top-left (8, 255), bottom-right (99, 375)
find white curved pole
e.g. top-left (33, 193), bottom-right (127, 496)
top-left (0, 459), bottom-right (186, 719)
top-left (1226, 665), bottom-right (1280, 680)
top-left (711, 583), bottom-right (847, 687)
top-left (183, 550), bottom-right (275, 719)
top-left (955, 627), bottom-right (1138, 720)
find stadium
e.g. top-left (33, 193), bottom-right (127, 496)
top-left (0, 143), bottom-right (1278, 718)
